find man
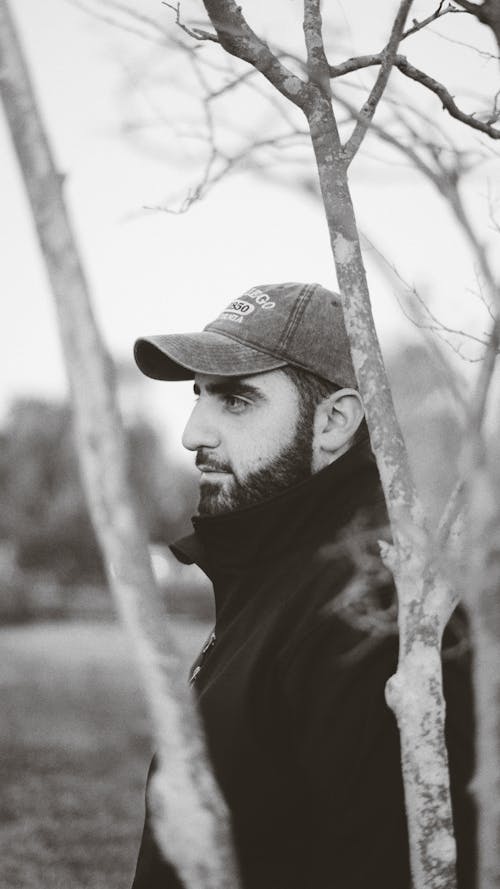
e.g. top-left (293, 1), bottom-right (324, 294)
top-left (132, 282), bottom-right (475, 889)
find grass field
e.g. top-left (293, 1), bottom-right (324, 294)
top-left (0, 618), bottom-right (210, 889)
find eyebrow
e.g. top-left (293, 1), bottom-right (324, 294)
top-left (193, 379), bottom-right (266, 400)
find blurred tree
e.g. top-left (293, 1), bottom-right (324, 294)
top-left (0, 397), bottom-right (198, 587)
top-left (127, 422), bottom-right (198, 545)
top-left (0, 399), bottom-right (102, 585)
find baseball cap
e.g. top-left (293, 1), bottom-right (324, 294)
top-left (134, 282), bottom-right (357, 388)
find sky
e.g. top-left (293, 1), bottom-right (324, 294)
top-left (1, 0), bottom-right (498, 460)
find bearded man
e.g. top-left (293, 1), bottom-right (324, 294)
top-left (131, 283), bottom-right (475, 889)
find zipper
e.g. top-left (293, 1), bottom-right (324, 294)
top-left (189, 629), bottom-right (216, 686)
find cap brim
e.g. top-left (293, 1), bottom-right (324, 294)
top-left (134, 331), bottom-right (287, 381)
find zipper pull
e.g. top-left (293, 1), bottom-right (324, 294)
top-left (189, 630), bottom-right (216, 686)
top-left (201, 631), bottom-right (216, 654)
top-left (189, 665), bottom-right (202, 686)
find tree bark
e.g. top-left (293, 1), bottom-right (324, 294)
top-left (464, 439), bottom-right (500, 889)
top-left (0, 2), bottom-right (240, 886)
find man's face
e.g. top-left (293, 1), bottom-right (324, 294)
top-left (182, 370), bottom-right (314, 516)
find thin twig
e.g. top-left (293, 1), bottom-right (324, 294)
top-left (363, 230), bottom-right (493, 349)
top-left (404, 279), bottom-right (493, 348)
top-left (163, 1), bottom-right (219, 42)
top-left (374, 107), bottom-right (500, 316)
top-left (430, 27), bottom-right (500, 59)
top-left (343, 0), bottom-right (414, 163)
top-left (188, 55), bottom-right (219, 199)
top-left (361, 233), bottom-right (470, 409)
top-left (438, 317), bottom-right (500, 542)
top-left (336, 91), bottom-right (444, 185)
top-left (396, 285), bottom-right (492, 349)
top-left (447, 180), bottom-right (500, 314)
top-left (401, 1), bottom-right (466, 39)
top-left (207, 68), bottom-right (256, 100)
top-left (143, 130), bottom-right (310, 213)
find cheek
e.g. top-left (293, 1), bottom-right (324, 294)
top-left (231, 412), bottom-right (297, 474)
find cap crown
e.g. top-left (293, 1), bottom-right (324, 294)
top-left (205, 282), bottom-right (356, 387)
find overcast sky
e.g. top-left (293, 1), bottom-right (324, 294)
top-left (1, 0), bottom-right (498, 458)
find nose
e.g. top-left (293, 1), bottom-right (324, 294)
top-left (182, 399), bottom-right (220, 452)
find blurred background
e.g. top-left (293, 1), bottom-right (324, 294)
top-left (1, 0), bottom-right (498, 886)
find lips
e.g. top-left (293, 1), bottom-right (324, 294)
top-left (198, 466), bottom-right (230, 474)
top-left (196, 461), bottom-right (231, 473)
top-left (196, 450), bottom-right (232, 474)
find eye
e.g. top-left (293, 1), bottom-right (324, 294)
top-left (223, 394), bottom-right (249, 413)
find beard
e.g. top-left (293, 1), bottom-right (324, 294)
top-left (196, 408), bottom-right (314, 516)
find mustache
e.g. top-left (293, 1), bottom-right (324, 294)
top-left (195, 450), bottom-right (232, 473)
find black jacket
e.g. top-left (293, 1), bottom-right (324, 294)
top-left (132, 438), bottom-right (475, 889)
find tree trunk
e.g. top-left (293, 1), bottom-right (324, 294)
top-left (465, 442), bottom-right (500, 889)
top-left (0, 2), bottom-right (240, 886)
top-left (304, 86), bottom-right (458, 889)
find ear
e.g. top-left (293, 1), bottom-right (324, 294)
top-left (312, 388), bottom-right (365, 471)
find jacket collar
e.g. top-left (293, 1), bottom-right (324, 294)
top-left (171, 436), bottom-right (385, 581)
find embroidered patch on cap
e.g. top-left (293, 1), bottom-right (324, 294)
top-left (217, 299), bottom-right (255, 325)
top-left (227, 299), bottom-right (255, 317)
top-left (216, 290), bottom-right (276, 325)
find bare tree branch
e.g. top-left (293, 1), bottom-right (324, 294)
top-left (201, 0), bottom-right (308, 109)
top-left (336, 90), bottom-right (446, 185)
top-left (143, 130), bottom-right (309, 213)
top-left (329, 53), bottom-right (500, 139)
top-left (402, 286), bottom-right (496, 348)
top-left (343, 0), bottom-right (414, 164)
top-left (174, 51), bottom-right (219, 208)
top-left (361, 232), bottom-right (471, 414)
top-left (207, 67), bottom-right (256, 99)
top-left (431, 24), bottom-right (500, 57)
top-left (338, 84), bottom-right (500, 315)
top-left (394, 56), bottom-right (500, 138)
top-left (401, 1), bottom-right (467, 39)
